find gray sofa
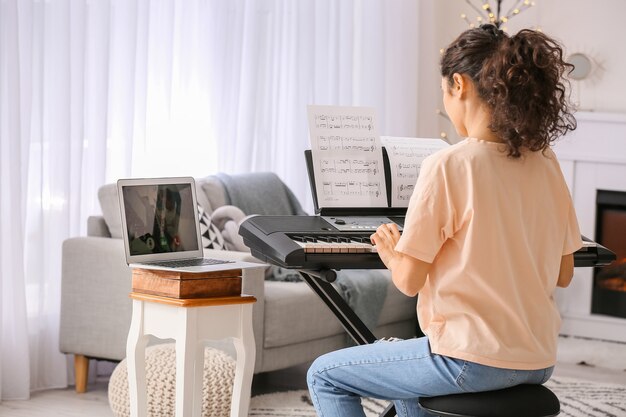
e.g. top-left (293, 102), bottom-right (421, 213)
top-left (60, 173), bottom-right (418, 392)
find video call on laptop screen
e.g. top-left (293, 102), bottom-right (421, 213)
top-left (121, 184), bottom-right (199, 256)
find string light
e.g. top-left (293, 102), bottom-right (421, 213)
top-left (460, 0), bottom-right (536, 29)
top-left (435, 109), bottom-right (451, 122)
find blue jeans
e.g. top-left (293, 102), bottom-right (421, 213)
top-left (307, 336), bottom-right (553, 417)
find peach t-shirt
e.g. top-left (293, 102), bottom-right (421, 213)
top-left (395, 138), bottom-right (582, 370)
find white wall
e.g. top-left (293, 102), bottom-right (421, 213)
top-left (427, 0), bottom-right (626, 140)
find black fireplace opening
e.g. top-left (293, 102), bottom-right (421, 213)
top-left (592, 190), bottom-right (626, 319)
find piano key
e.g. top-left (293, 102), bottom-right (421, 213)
top-left (295, 237), bottom-right (377, 254)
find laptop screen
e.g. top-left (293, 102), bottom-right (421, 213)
top-left (118, 178), bottom-right (203, 263)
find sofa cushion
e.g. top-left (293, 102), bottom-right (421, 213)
top-left (263, 280), bottom-right (416, 348)
top-left (196, 176), bottom-right (228, 213)
top-left (87, 216), bottom-right (112, 238)
top-left (98, 184), bottom-right (123, 239)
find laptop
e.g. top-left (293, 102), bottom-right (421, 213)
top-left (117, 177), bottom-right (258, 273)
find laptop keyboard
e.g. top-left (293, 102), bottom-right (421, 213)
top-left (144, 258), bottom-right (235, 268)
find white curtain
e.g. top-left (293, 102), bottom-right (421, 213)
top-left (209, 0), bottom-right (425, 210)
top-left (0, 0), bottom-right (428, 399)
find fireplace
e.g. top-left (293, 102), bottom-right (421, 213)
top-left (592, 190), bottom-right (626, 319)
top-left (552, 111), bottom-right (626, 343)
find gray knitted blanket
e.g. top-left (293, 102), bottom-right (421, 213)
top-left (216, 172), bottom-right (306, 216)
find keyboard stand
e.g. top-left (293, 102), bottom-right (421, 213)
top-left (298, 269), bottom-right (398, 417)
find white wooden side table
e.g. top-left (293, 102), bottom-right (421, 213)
top-left (126, 291), bottom-right (257, 417)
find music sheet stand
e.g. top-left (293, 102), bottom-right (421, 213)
top-left (302, 149), bottom-right (406, 416)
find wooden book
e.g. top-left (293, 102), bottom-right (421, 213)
top-left (131, 268), bottom-right (242, 299)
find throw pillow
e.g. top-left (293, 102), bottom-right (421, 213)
top-left (197, 205), bottom-right (226, 251)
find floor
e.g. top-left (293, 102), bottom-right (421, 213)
top-left (1, 337), bottom-right (624, 417)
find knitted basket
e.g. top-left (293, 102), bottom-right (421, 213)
top-left (108, 343), bottom-right (235, 417)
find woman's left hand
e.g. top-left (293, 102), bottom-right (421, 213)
top-left (370, 223), bottom-right (401, 270)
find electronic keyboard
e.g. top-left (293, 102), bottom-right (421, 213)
top-left (239, 215), bottom-right (616, 270)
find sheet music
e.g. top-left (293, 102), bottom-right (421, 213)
top-left (308, 105), bottom-right (388, 208)
top-left (381, 136), bottom-right (449, 207)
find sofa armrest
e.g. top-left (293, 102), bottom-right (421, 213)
top-left (60, 237), bottom-right (131, 361)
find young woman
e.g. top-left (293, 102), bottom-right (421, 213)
top-left (306, 24), bottom-right (582, 417)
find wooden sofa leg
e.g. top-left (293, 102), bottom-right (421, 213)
top-left (74, 355), bottom-right (89, 393)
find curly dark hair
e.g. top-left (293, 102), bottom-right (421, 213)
top-left (440, 24), bottom-right (577, 158)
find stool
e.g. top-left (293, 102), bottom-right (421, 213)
top-left (126, 292), bottom-right (256, 417)
top-left (418, 384), bottom-right (560, 417)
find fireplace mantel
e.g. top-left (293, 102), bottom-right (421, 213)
top-left (554, 111), bottom-right (626, 165)
top-left (553, 111), bottom-right (626, 343)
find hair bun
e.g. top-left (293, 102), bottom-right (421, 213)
top-left (480, 23), bottom-right (503, 39)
